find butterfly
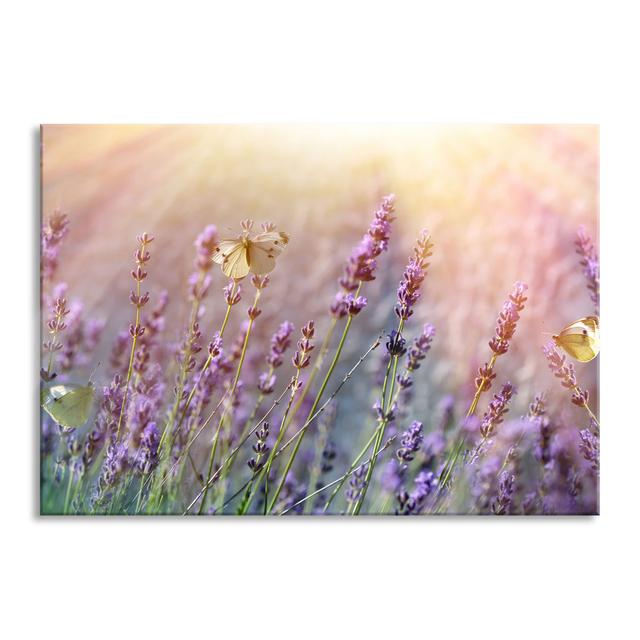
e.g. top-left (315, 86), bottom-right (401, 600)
top-left (552, 316), bottom-right (599, 363)
top-left (41, 382), bottom-right (95, 428)
top-left (212, 228), bottom-right (289, 279)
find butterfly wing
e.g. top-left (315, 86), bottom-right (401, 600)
top-left (221, 244), bottom-right (250, 279)
top-left (248, 241), bottom-right (277, 274)
top-left (42, 385), bottom-right (95, 427)
top-left (554, 316), bottom-right (600, 362)
top-left (555, 333), bottom-right (599, 362)
top-left (247, 231), bottom-right (288, 275)
top-left (212, 239), bottom-right (242, 265)
top-left (251, 231), bottom-right (289, 256)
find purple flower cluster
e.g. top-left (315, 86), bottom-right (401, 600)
top-left (395, 230), bottom-right (434, 320)
top-left (489, 282), bottom-right (528, 355)
top-left (396, 470), bottom-right (437, 515)
top-left (251, 274), bottom-right (270, 291)
top-left (194, 224), bottom-right (219, 271)
top-left (292, 321), bottom-right (315, 370)
top-left (42, 295), bottom-right (70, 373)
top-left (491, 471), bottom-right (516, 515)
top-left (575, 226), bottom-right (599, 315)
top-left (385, 330), bottom-right (407, 357)
top-left (259, 321), bottom-right (294, 394)
top-left (474, 282), bottom-right (527, 396)
top-left (81, 375), bottom-right (124, 469)
top-left (41, 210), bottom-right (70, 286)
top-left (396, 420), bottom-right (424, 465)
top-left (187, 225), bottom-right (218, 306)
top-left (345, 464), bottom-right (368, 505)
top-left (223, 280), bottom-right (242, 306)
top-left (96, 441), bottom-right (130, 495)
top-left (479, 382), bottom-right (516, 439)
top-left (542, 343), bottom-right (590, 407)
top-left (248, 422), bottom-right (270, 472)
top-left (129, 233), bottom-right (154, 339)
top-left (333, 195), bottom-right (396, 313)
top-left (137, 422), bottom-right (160, 474)
top-left (397, 323), bottom-right (436, 390)
top-left (578, 428), bottom-right (599, 474)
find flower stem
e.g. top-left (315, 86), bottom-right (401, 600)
top-left (63, 466), bottom-right (74, 515)
top-left (438, 352), bottom-right (499, 493)
top-left (115, 278), bottom-right (142, 441)
top-left (236, 375), bottom-right (300, 515)
top-left (266, 311), bottom-right (355, 514)
top-left (197, 288), bottom-right (260, 514)
top-left (351, 318), bottom-right (403, 515)
top-left (160, 281), bottom-right (236, 452)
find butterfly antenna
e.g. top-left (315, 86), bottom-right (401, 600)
top-left (88, 361), bottom-right (102, 383)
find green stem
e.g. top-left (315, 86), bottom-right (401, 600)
top-left (237, 377), bottom-right (299, 515)
top-left (266, 311), bottom-right (355, 514)
top-left (115, 276), bottom-right (142, 441)
top-left (437, 352), bottom-right (499, 493)
top-left (63, 466), bottom-right (74, 515)
top-left (160, 281), bottom-right (236, 452)
top-left (285, 318), bottom-right (337, 428)
top-left (351, 318), bottom-right (403, 515)
top-left (302, 414), bottom-right (332, 514)
top-left (197, 288), bottom-right (260, 514)
top-left (322, 427), bottom-right (380, 512)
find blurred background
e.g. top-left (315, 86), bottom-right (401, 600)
top-left (41, 124), bottom-right (598, 430)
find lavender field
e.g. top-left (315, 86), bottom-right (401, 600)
top-left (40, 124), bottom-right (599, 515)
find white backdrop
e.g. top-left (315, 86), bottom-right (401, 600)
top-left (2, 1), bottom-right (638, 639)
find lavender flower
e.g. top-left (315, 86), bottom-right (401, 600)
top-left (479, 382), bottom-right (516, 440)
top-left (223, 280), bottom-right (242, 306)
top-left (395, 230), bottom-right (434, 320)
top-left (42, 295), bottom-right (70, 375)
top-left (41, 209), bottom-right (70, 287)
top-left (127, 233), bottom-right (154, 341)
top-left (345, 294), bottom-right (367, 316)
top-left (137, 422), bottom-right (160, 474)
top-left (491, 471), bottom-right (515, 515)
top-left (575, 226), bottom-right (599, 315)
top-left (248, 422), bottom-right (270, 472)
top-left (251, 274), bottom-right (270, 290)
top-left (267, 321), bottom-right (294, 368)
top-left (396, 421), bottom-right (424, 465)
top-left (321, 440), bottom-right (337, 474)
top-left (336, 194), bottom-right (396, 294)
top-left (194, 224), bottom-right (219, 272)
top-left (542, 343), bottom-right (590, 407)
top-left (578, 428), bottom-right (599, 474)
top-left (292, 321), bottom-right (315, 370)
top-left (257, 320), bottom-right (294, 394)
top-left (396, 471), bottom-right (437, 515)
top-left (488, 282), bottom-right (528, 356)
top-left (530, 394), bottom-right (553, 465)
top-left (345, 464), bottom-right (368, 506)
top-left (397, 323), bottom-right (436, 389)
top-left (386, 330), bottom-right (407, 357)
top-left (474, 282), bottom-right (527, 397)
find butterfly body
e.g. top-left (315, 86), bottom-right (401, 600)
top-left (552, 316), bottom-right (599, 363)
top-left (41, 382), bottom-right (95, 427)
top-left (212, 229), bottom-right (289, 279)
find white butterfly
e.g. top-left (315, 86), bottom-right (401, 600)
top-left (212, 226), bottom-right (289, 279)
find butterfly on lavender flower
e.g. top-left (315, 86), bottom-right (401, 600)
top-left (212, 223), bottom-right (289, 279)
top-left (552, 316), bottom-right (599, 362)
